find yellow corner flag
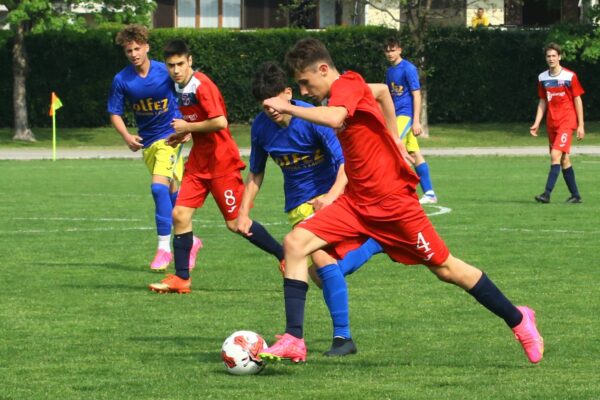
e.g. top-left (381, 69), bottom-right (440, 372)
top-left (49, 92), bottom-right (63, 161)
top-left (49, 92), bottom-right (63, 116)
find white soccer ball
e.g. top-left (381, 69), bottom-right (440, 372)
top-left (221, 330), bottom-right (268, 375)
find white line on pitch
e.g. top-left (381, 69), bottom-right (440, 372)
top-left (499, 227), bottom-right (593, 234)
top-left (13, 217), bottom-right (143, 222)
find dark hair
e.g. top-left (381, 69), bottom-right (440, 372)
top-left (284, 38), bottom-right (335, 74)
top-left (163, 39), bottom-right (191, 59)
top-left (252, 61), bottom-right (288, 102)
top-left (115, 24), bottom-right (149, 46)
top-left (544, 42), bottom-right (562, 56)
top-left (384, 37), bottom-right (401, 50)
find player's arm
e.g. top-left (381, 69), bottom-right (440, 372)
top-left (263, 97), bottom-right (347, 129)
top-left (529, 99), bottom-right (547, 137)
top-left (367, 83), bottom-right (413, 163)
top-left (310, 163), bottom-right (348, 212)
top-left (574, 96), bottom-right (585, 140)
top-left (411, 89), bottom-right (423, 136)
top-left (110, 114), bottom-right (143, 151)
top-left (237, 170), bottom-right (265, 236)
top-left (167, 115), bottom-right (228, 146)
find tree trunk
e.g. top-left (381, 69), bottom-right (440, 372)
top-left (420, 83), bottom-right (429, 138)
top-left (12, 22), bottom-right (35, 142)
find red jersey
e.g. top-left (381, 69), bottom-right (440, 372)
top-left (537, 68), bottom-right (584, 132)
top-left (328, 71), bottom-right (418, 205)
top-left (176, 71), bottom-right (245, 178)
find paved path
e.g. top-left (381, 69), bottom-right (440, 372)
top-left (1, 146), bottom-right (600, 160)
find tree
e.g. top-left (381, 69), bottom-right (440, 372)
top-left (550, 3), bottom-right (600, 62)
top-left (344, 0), bottom-right (483, 136)
top-left (5, 0), bottom-right (155, 142)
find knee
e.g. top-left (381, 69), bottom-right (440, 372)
top-left (283, 230), bottom-right (305, 258)
top-left (225, 219), bottom-right (237, 233)
top-left (171, 207), bottom-right (187, 226)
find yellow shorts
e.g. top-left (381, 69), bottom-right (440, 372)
top-left (287, 195), bottom-right (324, 227)
top-left (396, 115), bottom-right (420, 153)
top-left (142, 139), bottom-right (184, 181)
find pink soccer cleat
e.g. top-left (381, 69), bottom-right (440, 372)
top-left (512, 306), bottom-right (544, 363)
top-left (259, 333), bottom-right (307, 363)
top-left (150, 249), bottom-right (172, 271)
top-left (188, 236), bottom-right (203, 271)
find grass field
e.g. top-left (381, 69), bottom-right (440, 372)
top-left (1, 121), bottom-right (599, 149)
top-left (2, 155), bottom-right (600, 399)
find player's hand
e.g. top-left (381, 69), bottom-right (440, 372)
top-left (529, 124), bottom-right (539, 137)
top-left (308, 195), bottom-right (334, 212)
top-left (263, 97), bottom-right (289, 115)
top-left (126, 135), bottom-right (143, 152)
top-left (171, 118), bottom-right (190, 135)
top-left (576, 126), bottom-right (585, 141)
top-left (165, 132), bottom-right (183, 147)
top-left (412, 121), bottom-right (423, 137)
top-left (236, 215), bottom-right (253, 237)
top-left (181, 133), bottom-right (192, 144)
top-left (395, 138), bottom-right (415, 164)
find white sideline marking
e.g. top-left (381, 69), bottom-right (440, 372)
top-left (5, 207), bottom-right (449, 235)
top-left (423, 205), bottom-right (452, 216)
top-left (499, 227), bottom-right (593, 234)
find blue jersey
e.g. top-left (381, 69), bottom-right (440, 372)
top-left (107, 60), bottom-right (181, 147)
top-left (385, 59), bottom-right (421, 118)
top-left (250, 100), bottom-right (345, 212)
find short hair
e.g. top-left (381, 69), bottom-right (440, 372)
top-left (544, 42), bottom-right (562, 56)
top-left (284, 38), bottom-right (335, 74)
top-left (163, 39), bottom-right (191, 59)
top-left (384, 37), bottom-right (401, 50)
top-left (252, 61), bottom-right (288, 102)
top-left (115, 24), bottom-right (149, 46)
top-left (477, 7), bottom-right (484, 12)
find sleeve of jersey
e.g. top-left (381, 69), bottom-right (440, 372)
top-left (537, 81), bottom-right (546, 100)
top-left (315, 123), bottom-right (344, 165)
top-left (249, 120), bottom-right (268, 174)
top-left (328, 75), bottom-right (363, 118)
top-left (197, 78), bottom-right (226, 119)
top-left (571, 74), bottom-right (585, 97)
top-left (107, 77), bottom-right (125, 115)
top-left (406, 64), bottom-right (421, 92)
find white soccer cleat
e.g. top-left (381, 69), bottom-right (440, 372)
top-left (419, 194), bottom-right (438, 204)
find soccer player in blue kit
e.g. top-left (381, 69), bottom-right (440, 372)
top-left (237, 61), bottom-right (383, 356)
top-left (108, 25), bottom-right (202, 271)
top-left (384, 37), bottom-right (438, 204)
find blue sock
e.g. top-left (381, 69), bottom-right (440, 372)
top-left (544, 164), bottom-right (561, 196)
top-left (170, 190), bottom-right (179, 207)
top-left (338, 238), bottom-right (383, 276)
top-left (173, 231), bottom-right (193, 280)
top-left (317, 264), bottom-right (351, 339)
top-left (562, 166), bottom-right (580, 198)
top-left (415, 162), bottom-right (434, 194)
top-left (467, 273), bottom-right (522, 328)
top-left (151, 183), bottom-right (173, 236)
top-left (245, 221), bottom-right (284, 261)
top-left (284, 278), bottom-right (309, 339)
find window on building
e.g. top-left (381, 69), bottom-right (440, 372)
top-left (176, 0), bottom-right (242, 28)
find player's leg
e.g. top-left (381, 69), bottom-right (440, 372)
top-left (536, 131), bottom-right (568, 203)
top-left (216, 172), bottom-right (284, 264)
top-left (560, 147), bottom-right (582, 203)
top-left (260, 227), bottom-right (328, 362)
top-left (149, 173), bottom-right (206, 294)
top-left (427, 254), bottom-right (543, 363)
top-left (311, 249), bottom-right (357, 356)
top-left (405, 132), bottom-right (437, 204)
top-left (144, 142), bottom-right (178, 271)
top-left (337, 238), bottom-right (383, 276)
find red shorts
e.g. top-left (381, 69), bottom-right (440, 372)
top-left (548, 129), bottom-right (573, 154)
top-left (298, 187), bottom-right (450, 267)
top-left (176, 170), bottom-right (244, 221)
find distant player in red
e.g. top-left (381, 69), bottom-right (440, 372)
top-left (259, 38), bottom-right (543, 365)
top-left (149, 40), bottom-right (284, 294)
top-left (530, 42), bottom-right (585, 204)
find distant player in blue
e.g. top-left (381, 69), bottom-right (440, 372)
top-left (107, 24), bottom-right (201, 272)
top-left (384, 37), bottom-right (438, 204)
top-left (237, 61), bottom-right (383, 357)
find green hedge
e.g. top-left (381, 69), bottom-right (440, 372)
top-left (0, 26), bottom-right (598, 128)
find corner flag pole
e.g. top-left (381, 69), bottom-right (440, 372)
top-left (49, 92), bottom-right (63, 161)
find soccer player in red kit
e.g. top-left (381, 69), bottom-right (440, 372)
top-left (149, 40), bottom-right (284, 294)
top-left (530, 42), bottom-right (585, 204)
top-left (259, 38), bottom-right (543, 364)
